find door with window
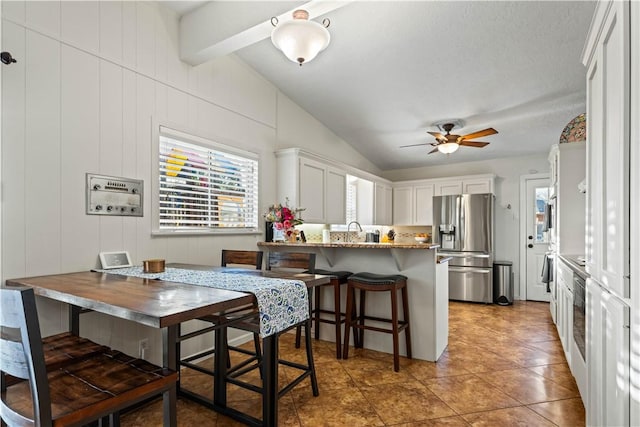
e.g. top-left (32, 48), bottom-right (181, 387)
top-left (523, 176), bottom-right (551, 301)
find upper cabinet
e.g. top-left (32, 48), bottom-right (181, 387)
top-left (392, 182), bottom-right (434, 226)
top-left (434, 175), bottom-right (495, 196)
top-left (276, 149), bottom-right (346, 224)
top-left (582, 0), bottom-right (630, 299)
top-left (549, 142), bottom-right (586, 255)
top-left (393, 174), bottom-right (494, 226)
top-left (374, 182), bottom-right (393, 226)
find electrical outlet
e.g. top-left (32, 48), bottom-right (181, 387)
top-left (138, 338), bottom-right (149, 359)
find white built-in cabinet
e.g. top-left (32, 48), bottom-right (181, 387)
top-left (555, 260), bottom-right (574, 364)
top-left (587, 278), bottom-right (630, 427)
top-left (276, 149), bottom-right (346, 224)
top-left (583, 0), bottom-right (630, 299)
top-left (276, 148), bottom-right (392, 226)
top-left (582, 1), bottom-right (634, 425)
top-left (374, 182), bottom-right (393, 226)
top-left (393, 174), bottom-right (494, 226)
top-left (548, 142), bottom-right (586, 255)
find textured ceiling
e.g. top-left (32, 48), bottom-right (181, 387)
top-left (175, 1), bottom-right (597, 171)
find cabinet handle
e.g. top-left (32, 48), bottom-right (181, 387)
top-left (527, 244), bottom-right (533, 248)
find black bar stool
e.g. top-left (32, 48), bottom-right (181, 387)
top-left (300, 269), bottom-right (353, 359)
top-left (342, 272), bottom-right (412, 372)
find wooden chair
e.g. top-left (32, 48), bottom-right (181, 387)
top-left (177, 250), bottom-right (264, 394)
top-left (0, 285), bottom-right (177, 427)
top-left (263, 251), bottom-right (319, 397)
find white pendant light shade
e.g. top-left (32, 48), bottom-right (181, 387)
top-left (271, 10), bottom-right (330, 66)
top-left (437, 142), bottom-right (460, 154)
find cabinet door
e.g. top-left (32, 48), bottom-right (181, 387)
top-left (414, 184), bottom-right (434, 225)
top-left (374, 182), bottom-right (392, 225)
top-left (463, 178), bottom-right (493, 194)
top-left (585, 0), bottom-right (630, 298)
top-left (299, 157), bottom-right (326, 223)
top-left (436, 181), bottom-right (463, 196)
top-left (326, 167), bottom-right (346, 224)
top-left (393, 186), bottom-right (413, 225)
top-left (587, 278), bottom-right (630, 427)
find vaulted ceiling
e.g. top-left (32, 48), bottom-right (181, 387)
top-left (167, 1), bottom-right (597, 170)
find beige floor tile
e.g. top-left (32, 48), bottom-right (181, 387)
top-left (390, 415), bottom-right (471, 426)
top-left (476, 368), bottom-right (579, 404)
top-left (360, 380), bottom-right (456, 424)
top-left (425, 374), bottom-right (521, 414)
top-left (528, 397), bottom-right (586, 426)
top-left (462, 406), bottom-right (557, 426)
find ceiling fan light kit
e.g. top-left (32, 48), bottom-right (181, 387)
top-left (271, 10), bottom-right (331, 66)
top-left (437, 142), bottom-right (460, 154)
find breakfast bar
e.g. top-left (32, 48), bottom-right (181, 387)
top-left (257, 241), bottom-right (449, 362)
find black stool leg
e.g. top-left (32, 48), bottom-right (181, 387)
top-left (391, 285), bottom-right (400, 372)
top-left (402, 285), bottom-right (412, 359)
top-left (342, 283), bottom-right (355, 360)
top-left (304, 318), bottom-right (319, 396)
top-left (315, 285), bottom-right (322, 340)
top-left (358, 288), bottom-right (366, 349)
top-left (334, 280), bottom-right (342, 359)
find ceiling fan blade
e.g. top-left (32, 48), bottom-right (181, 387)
top-left (399, 142), bottom-right (430, 148)
top-left (459, 140), bottom-right (490, 148)
top-left (458, 128), bottom-right (498, 141)
top-left (428, 147), bottom-right (440, 154)
top-left (427, 131), bottom-right (445, 140)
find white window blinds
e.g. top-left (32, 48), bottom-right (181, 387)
top-left (158, 128), bottom-right (259, 231)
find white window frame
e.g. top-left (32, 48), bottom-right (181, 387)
top-left (152, 124), bottom-right (260, 235)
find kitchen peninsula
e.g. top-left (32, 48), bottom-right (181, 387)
top-left (257, 241), bottom-right (449, 361)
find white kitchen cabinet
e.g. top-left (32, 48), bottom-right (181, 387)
top-left (434, 181), bottom-right (462, 196)
top-left (392, 182), bottom-right (433, 226)
top-left (433, 175), bottom-right (495, 196)
top-left (548, 142), bottom-right (586, 255)
top-left (586, 278), bottom-right (630, 427)
top-left (374, 181), bottom-right (393, 225)
top-left (556, 259), bottom-right (574, 364)
top-left (583, 0), bottom-right (630, 299)
top-left (276, 149), bottom-right (346, 225)
top-left (414, 184), bottom-right (434, 226)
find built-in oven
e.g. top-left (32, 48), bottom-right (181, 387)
top-left (573, 274), bottom-right (586, 361)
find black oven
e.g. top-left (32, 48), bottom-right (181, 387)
top-left (573, 274), bottom-right (586, 360)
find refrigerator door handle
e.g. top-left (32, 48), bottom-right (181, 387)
top-left (438, 252), bottom-right (491, 258)
top-left (449, 267), bottom-right (492, 274)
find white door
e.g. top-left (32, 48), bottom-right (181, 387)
top-left (523, 176), bottom-right (551, 301)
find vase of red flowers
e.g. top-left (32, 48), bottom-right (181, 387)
top-left (264, 198), bottom-right (305, 242)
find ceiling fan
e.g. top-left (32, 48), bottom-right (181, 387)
top-left (401, 123), bottom-right (498, 154)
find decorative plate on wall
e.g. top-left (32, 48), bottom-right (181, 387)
top-left (559, 113), bottom-right (586, 144)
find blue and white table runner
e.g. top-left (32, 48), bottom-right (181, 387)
top-left (96, 267), bottom-right (309, 337)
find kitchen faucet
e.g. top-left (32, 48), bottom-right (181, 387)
top-left (346, 221), bottom-right (363, 243)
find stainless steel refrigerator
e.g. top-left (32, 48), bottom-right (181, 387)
top-left (433, 193), bottom-right (494, 303)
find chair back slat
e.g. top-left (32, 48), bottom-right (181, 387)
top-left (0, 338), bottom-right (30, 379)
top-left (0, 286), bottom-right (53, 426)
top-left (221, 250), bottom-right (263, 270)
top-left (267, 252), bottom-right (315, 273)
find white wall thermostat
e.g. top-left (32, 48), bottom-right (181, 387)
top-left (99, 251), bottom-right (132, 269)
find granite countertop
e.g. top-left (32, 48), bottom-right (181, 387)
top-left (257, 241), bottom-right (440, 250)
top-left (559, 254), bottom-right (588, 280)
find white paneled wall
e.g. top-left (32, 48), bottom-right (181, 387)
top-left (1, 1), bottom-right (377, 364)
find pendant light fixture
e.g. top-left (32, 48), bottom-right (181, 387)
top-left (271, 10), bottom-right (330, 66)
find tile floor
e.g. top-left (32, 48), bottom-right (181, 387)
top-left (122, 301), bottom-right (585, 426)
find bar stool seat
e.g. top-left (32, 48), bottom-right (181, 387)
top-left (343, 272), bottom-right (412, 372)
top-left (301, 269), bottom-right (353, 359)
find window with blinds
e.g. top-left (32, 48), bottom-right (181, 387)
top-left (158, 128), bottom-right (259, 232)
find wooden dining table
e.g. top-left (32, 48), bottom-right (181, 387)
top-left (6, 264), bottom-right (330, 427)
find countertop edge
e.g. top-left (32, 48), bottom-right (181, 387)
top-left (257, 242), bottom-right (440, 250)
